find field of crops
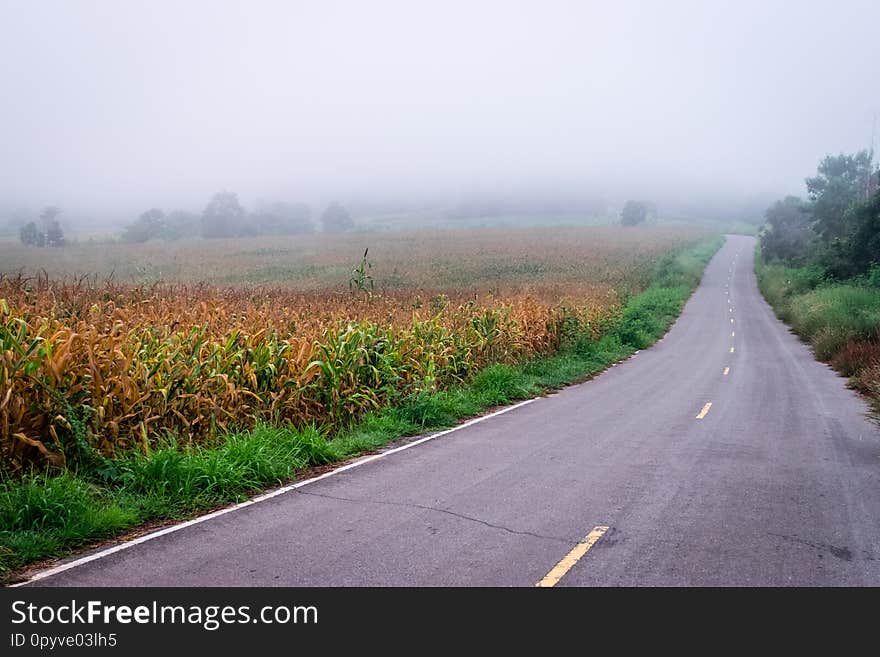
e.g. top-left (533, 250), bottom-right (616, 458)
top-left (0, 225), bottom-right (689, 290)
top-left (0, 225), bottom-right (704, 472)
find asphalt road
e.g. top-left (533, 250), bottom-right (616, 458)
top-left (25, 235), bottom-right (880, 586)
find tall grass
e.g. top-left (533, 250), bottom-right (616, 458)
top-left (787, 287), bottom-right (880, 359)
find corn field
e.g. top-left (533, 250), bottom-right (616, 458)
top-left (0, 227), bottom-right (701, 472)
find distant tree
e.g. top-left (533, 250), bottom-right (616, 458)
top-left (19, 221), bottom-right (44, 247)
top-left (122, 208), bottom-right (166, 243)
top-left (160, 210), bottom-right (201, 240)
top-left (320, 201), bottom-right (354, 233)
top-left (201, 191), bottom-right (246, 238)
top-left (759, 196), bottom-right (813, 264)
top-left (620, 200), bottom-right (647, 226)
top-left (44, 219), bottom-right (65, 247)
top-left (29, 205), bottom-right (64, 246)
top-left (251, 201), bottom-right (314, 235)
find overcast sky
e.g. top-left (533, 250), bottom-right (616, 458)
top-left (1, 0), bottom-right (878, 216)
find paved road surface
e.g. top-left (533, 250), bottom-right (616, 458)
top-left (25, 235), bottom-right (880, 586)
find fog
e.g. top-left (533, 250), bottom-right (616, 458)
top-left (1, 0), bottom-right (879, 228)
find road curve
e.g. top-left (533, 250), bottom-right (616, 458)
top-left (26, 235), bottom-right (880, 586)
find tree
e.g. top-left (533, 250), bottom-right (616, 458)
top-left (20, 207), bottom-right (64, 247)
top-left (44, 219), bottom-right (65, 247)
top-left (759, 196), bottom-right (813, 263)
top-left (320, 201), bottom-right (354, 233)
top-left (122, 208), bottom-right (166, 243)
top-left (620, 200), bottom-right (647, 226)
top-left (806, 150), bottom-right (874, 242)
top-left (849, 190), bottom-right (880, 275)
top-left (40, 206), bottom-right (64, 247)
top-left (201, 191), bottom-right (246, 238)
top-left (19, 221), bottom-right (44, 247)
top-left (822, 190), bottom-right (880, 279)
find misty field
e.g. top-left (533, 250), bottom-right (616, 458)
top-left (0, 225), bottom-right (705, 473)
top-left (1, 225), bottom-right (688, 289)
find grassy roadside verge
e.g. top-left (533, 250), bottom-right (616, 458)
top-left (0, 236), bottom-right (723, 582)
top-left (754, 254), bottom-right (880, 411)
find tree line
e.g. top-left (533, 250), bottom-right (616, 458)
top-left (760, 150), bottom-right (879, 279)
top-left (16, 194), bottom-right (355, 247)
top-left (121, 193), bottom-right (354, 243)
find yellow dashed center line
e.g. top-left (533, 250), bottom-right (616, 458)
top-left (536, 526), bottom-right (609, 587)
top-left (731, 331), bottom-right (735, 337)
top-left (730, 346), bottom-right (735, 353)
top-left (696, 402), bottom-right (713, 419)
top-left (723, 367), bottom-right (730, 376)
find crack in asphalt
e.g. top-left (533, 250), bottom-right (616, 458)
top-left (295, 489), bottom-right (576, 545)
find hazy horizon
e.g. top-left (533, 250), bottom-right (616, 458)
top-left (2, 0), bottom-right (878, 225)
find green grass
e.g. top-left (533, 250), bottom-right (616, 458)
top-left (0, 236), bottom-right (722, 582)
top-left (756, 257), bottom-right (880, 357)
top-left (0, 426), bottom-right (340, 576)
top-left (755, 260), bottom-right (827, 306)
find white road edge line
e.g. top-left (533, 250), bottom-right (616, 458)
top-left (13, 396), bottom-right (540, 587)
